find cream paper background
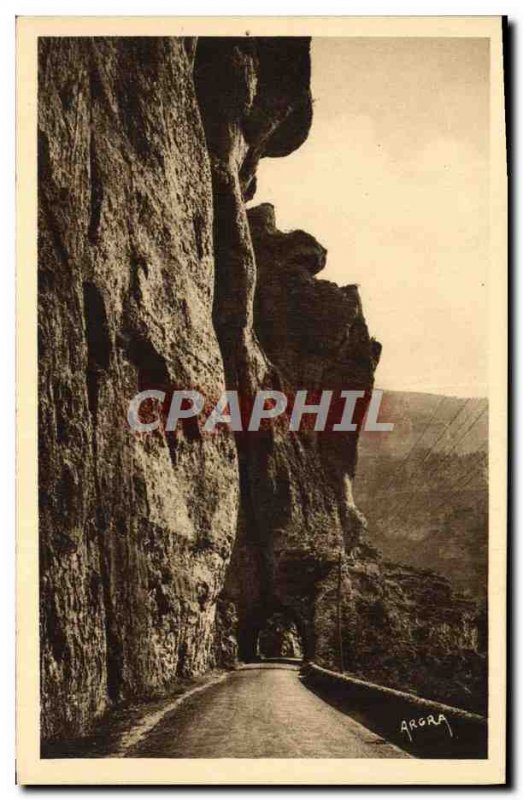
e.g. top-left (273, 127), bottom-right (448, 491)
top-left (16, 15), bottom-right (507, 785)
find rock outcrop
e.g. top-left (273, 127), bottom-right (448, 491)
top-left (258, 614), bottom-right (304, 660)
top-left (38, 35), bottom-right (486, 745)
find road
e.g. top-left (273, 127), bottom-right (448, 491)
top-left (129, 663), bottom-right (410, 758)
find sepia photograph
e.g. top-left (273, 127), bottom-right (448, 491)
top-left (16, 15), bottom-right (507, 785)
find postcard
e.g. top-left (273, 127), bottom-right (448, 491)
top-left (16, 15), bottom-right (507, 785)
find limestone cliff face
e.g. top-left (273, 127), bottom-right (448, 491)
top-left (223, 199), bottom-right (486, 713)
top-left (194, 39), bottom-right (378, 665)
top-left (38, 37), bottom-right (239, 741)
top-left (39, 36), bottom-right (485, 743)
top-left (39, 34), bottom-right (319, 742)
top-left (225, 202), bottom-right (380, 664)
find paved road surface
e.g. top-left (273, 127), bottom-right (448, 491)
top-left (129, 664), bottom-right (409, 758)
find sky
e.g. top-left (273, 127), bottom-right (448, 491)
top-left (251, 38), bottom-right (490, 398)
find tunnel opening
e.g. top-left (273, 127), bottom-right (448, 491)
top-left (237, 607), bottom-right (308, 664)
top-left (237, 619), bottom-right (260, 663)
top-left (256, 612), bottom-right (304, 662)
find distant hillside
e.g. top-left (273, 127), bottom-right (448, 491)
top-left (355, 390), bottom-right (488, 599)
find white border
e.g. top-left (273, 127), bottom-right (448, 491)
top-left (6, 5), bottom-right (514, 795)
